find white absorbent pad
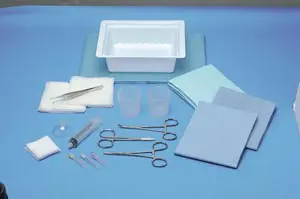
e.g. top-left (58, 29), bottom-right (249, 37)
top-left (67, 76), bottom-right (114, 107)
top-left (25, 136), bottom-right (61, 161)
top-left (38, 81), bottom-right (86, 113)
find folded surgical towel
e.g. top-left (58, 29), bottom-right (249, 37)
top-left (67, 76), bottom-right (114, 107)
top-left (168, 64), bottom-right (243, 108)
top-left (38, 82), bottom-right (86, 113)
top-left (175, 102), bottom-right (257, 168)
top-left (25, 136), bottom-right (61, 161)
top-left (213, 87), bottom-right (276, 150)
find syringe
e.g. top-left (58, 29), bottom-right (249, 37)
top-left (68, 118), bottom-right (101, 149)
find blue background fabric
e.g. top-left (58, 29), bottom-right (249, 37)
top-left (1, 5), bottom-right (300, 199)
top-left (175, 102), bottom-right (257, 168)
top-left (213, 87), bottom-right (276, 150)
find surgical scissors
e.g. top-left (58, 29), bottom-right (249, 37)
top-left (98, 129), bottom-right (155, 149)
top-left (118, 118), bottom-right (178, 141)
top-left (51, 85), bottom-right (103, 103)
top-left (104, 142), bottom-right (168, 168)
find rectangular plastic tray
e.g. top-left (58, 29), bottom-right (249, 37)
top-left (96, 20), bottom-right (186, 73)
top-left (79, 32), bottom-right (206, 83)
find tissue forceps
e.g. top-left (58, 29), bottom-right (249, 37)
top-left (118, 118), bottom-right (178, 141)
top-left (104, 142), bottom-right (168, 168)
top-left (51, 85), bottom-right (103, 103)
top-left (98, 129), bottom-right (155, 149)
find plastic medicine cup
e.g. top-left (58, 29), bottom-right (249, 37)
top-left (147, 86), bottom-right (171, 117)
top-left (118, 86), bottom-right (142, 118)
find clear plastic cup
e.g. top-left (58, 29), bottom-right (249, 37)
top-left (52, 120), bottom-right (71, 138)
top-left (147, 86), bottom-right (171, 117)
top-left (118, 86), bottom-right (142, 117)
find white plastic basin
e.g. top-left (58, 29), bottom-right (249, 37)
top-left (96, 20), bottom-right (186, 73)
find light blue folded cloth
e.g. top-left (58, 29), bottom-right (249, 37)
top-left (168, 64), bottom-right (243, 108)
top-left (213, 87), bottom-right (276, 150)
top-left (175, 102), bottom-right (257, 168)
top-left (79, 32), bottom-right (206, 83)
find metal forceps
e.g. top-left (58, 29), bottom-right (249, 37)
top-left (51, 85), bottom-right (103, 103)
top-left (118, 118), bottom-right (178, 141)
top-left (104, 142), bottom-right (168, 168)
top-left (98, 129), bottom-right (155, 149)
